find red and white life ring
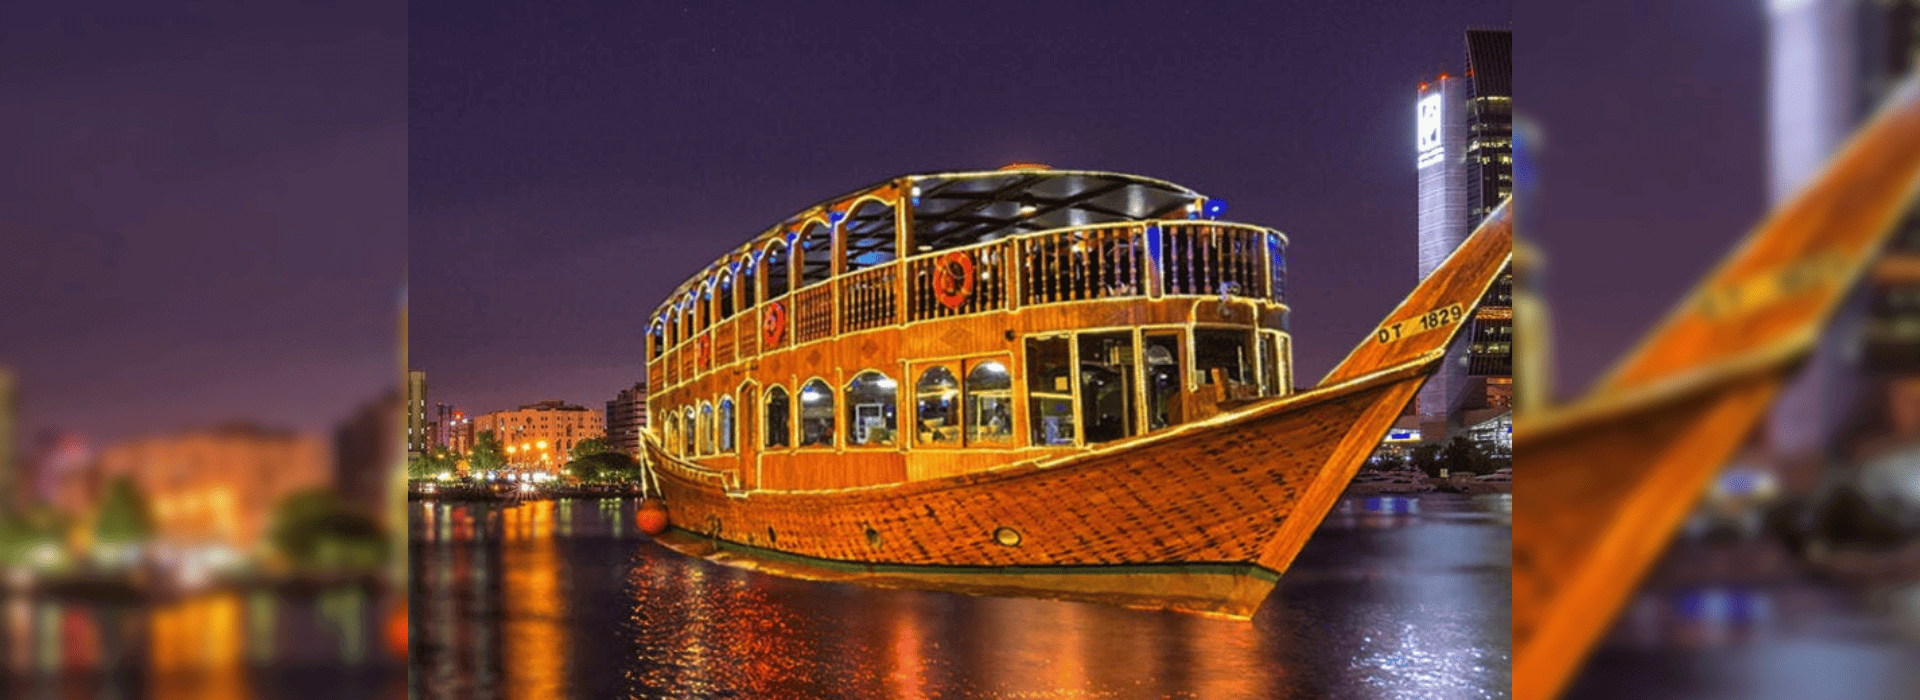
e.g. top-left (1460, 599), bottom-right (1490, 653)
top-left (932, 252), bottom-right (975, 309)
top-left (762, 301), bottom-right (788, 346)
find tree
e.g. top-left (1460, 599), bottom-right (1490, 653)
top-left (569, 437), bottom-right (610, 462)
top-left (468, 430), bottom-right (506, 475)
top-left (1409, 443), bottom-right (1444, 478)
top-left (566, 451), bottom-right (641, 483)
top-left (409, 448), bottom-right (460, 480)
top-left (1441, 436), bottom-right (1498, 476)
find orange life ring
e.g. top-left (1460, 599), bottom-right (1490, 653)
top-left (933, 252), bottom-right (975, 309)
top-left (763, 301), bottom-right (787, 346)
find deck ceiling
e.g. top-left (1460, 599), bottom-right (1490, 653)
top-left (909, 172), bottom-right (1199, 252)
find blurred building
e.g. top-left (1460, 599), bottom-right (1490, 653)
top-left (1766, 0), bottom-right (1920, 488)
top-left (446, 410), bottom-right (475, 455)
top-left (24, 429), bottom-right (94, 512)
top-left (605, 382), bottom-right (649, 457)
top-left (406, 369), bottom-right (428, 457)
top-left (473, 400), bottom-right (605, 474)
top-left (336, 388), bottom-right (403, 513)
top-left (92, 423), bottom-right (330, 549)
top-left (430, 403), bottom-right (457, 450)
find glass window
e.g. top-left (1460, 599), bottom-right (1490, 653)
top-left (700, 403), bottom-right (714, 455)
top-left (718, 272), bottom-right (735, 320)
top-left (1025, 336), bottom-right (1076, 446)
top-left (1077, 332), bottom-right (1137, 444)
top-left (650, 321), bottom-right (664, 357)
top-left (1259, 333), bottom-right (1282, 396)
top-left (844, 371), bottom-right (898, 446)
top-left (665, 412), bottom-right (680, 456)
top-left (682, 407), bottom-right (696, 455)
top-left (1195, 328), bottom-right (1252, 385)
top-left (719, 398), bottom-right (736, 452)
top-left (1144, 332), bottom-right (1183, 430)
top-left (915, 367), bottom-right (960, 445)
top-left (765, 386), bottom-right (791, 448)
top-left (766, 242), bottom-right (792, 298)
top-left (799, 379), bottom-right (835, 447)
top-left (800, 222), bottom-right (833, 288)
top-left (965, 361), bottom-right (1014, 444)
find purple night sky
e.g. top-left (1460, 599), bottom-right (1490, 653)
top-left (410, 0), bottom-right (1511, 417)
top-left (0, 1), bottom-right (405, 445)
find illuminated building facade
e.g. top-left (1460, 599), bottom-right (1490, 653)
top-left (93, 423), bottom-right (331, 548)
top-left (606, 382), bottom-right (649, 457)
top-left (1414, 73), bottom-right (1469, 438)
top-left (473, 400), bottom-right (606, 473)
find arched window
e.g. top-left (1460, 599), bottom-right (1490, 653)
top-left (700, 403), bottom-right (715, 455)
top-left (844, 200), bottom-right (897, 272)
top-left (741, 256), bottom-right (759, 309)
top-left (668, 312), bottom-right (679, 347)
top-left (966, 361), bottom-right (1015, 444)
top-left (699, 286), bottom-right (712, 331)
top-left (650, 321), bottom-right (664, 357)
top-left (915, 367), bottom-right (960, 445)
top-left (682, 407), bottom-right (696, 455)
top-left (798, 379), bottom-right (835, 447)
top-left (844, 371), bottom-right (898, 446)
top-left (682, 295), bottom-right (696, 340)
top-left (718, 271), bottom-right (736, 320)
top-left (799, 221), bottom-right (832, 288)
top-left (719, 398), bottom-right (736, 452)
top-left (665, 412), bottom-right (680, 456)
top-left (766, 242), bottom-right (792, 298)
top-left (765, 386), bottom-right (791, 448)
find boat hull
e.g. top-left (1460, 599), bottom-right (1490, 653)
top-left (645, 362), bottom-right (1430, 619)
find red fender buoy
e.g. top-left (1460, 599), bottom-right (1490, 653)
top-left (385, 602), bottom-right (408, 659)
top-left (637, 499), bottom-right (671, 536)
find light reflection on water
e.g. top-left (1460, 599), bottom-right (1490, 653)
top-left (409, 494), bottom-right (1511, 699)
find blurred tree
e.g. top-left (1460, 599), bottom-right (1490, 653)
top-left (569, 437), bottom-right (610, 462)
top-left (92, 476), bottom-right (153, 544)
top-left (566, 451), bottom-right (640, 483)
top-left (268, 489), bottom-right (391, 572)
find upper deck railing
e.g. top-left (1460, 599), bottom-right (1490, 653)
top-left (649, 219), bottom-right (1288, 389)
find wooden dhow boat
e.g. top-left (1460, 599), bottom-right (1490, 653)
top-left (639, 166), bottom-right (1512, 619)
top-left (1513, 73), bottom-right (1920, 700)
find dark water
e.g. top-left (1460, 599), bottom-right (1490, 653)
top-left (409, 493), bottom-right (1512, 699)
top-left (1567, 538), bottom-right (1920, 700)
top-left (0, 584), bottom-right (404, 699)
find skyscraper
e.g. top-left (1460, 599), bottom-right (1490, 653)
top-left (1414, 72), bottom-right (1470, 438)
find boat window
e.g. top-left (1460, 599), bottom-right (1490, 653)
top-left (1024, 336), bottom-right (1076, 446)
top-left (682, 407), bottom-right (696, 455)
top-left (799, 379), bottom-right (834, 447)
top-left (699, 287), bottom-right (712, 331)
top-left (844, 200), bottom-right (897, 272)
top-left (766, 242), bottom-right (792, 298)
top-left (1144, 332), bottom-right (1184, 430)
top-left (665, 412), bottom-right (680, 456)
top-left (1268, 233), bottom-right (1287, 303)
top-left (718, 272), bottom-right (735, 320)
top-left (914, 366), bottom-right (960, 445)
top-left (1078, 332), bottom-right (1138, 444)
top-left (965, 361), bottom-right (1014, 445)
top-left (799, 221), bottom-right (832, 288)
top-left (844, 371), bottom-right (898, 446)
top-left (700, 403), bottom-right (715, 455)
top-left (740, 257), bottom-right (758, 308)
top-left (650, 321), bottom-right (664, 357)
top-left (718, 398), bottom-right (736, 452)
top-left (1259, 333), bottom-right (1282, 396)
top-left (1195, 328), bottom-right (1253, 386)
top-left (683, 296), bottom-right (696, 339)
top-left (765, 386), bottom-right (791, 448)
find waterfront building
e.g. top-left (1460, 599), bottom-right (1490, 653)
top-left (336, 388), bottom-right (404, 512)
top-left (606, 382), bottom-right (649, 457)
top-left (473, 400), bottom-right (605, 474)
top-left (92, 423), bottom-right (331, 549)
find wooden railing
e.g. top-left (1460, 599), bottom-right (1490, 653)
top-left (648, 220), bottom-right (1283, 389)
top-left (840, 265), bottom-right (898, 331)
